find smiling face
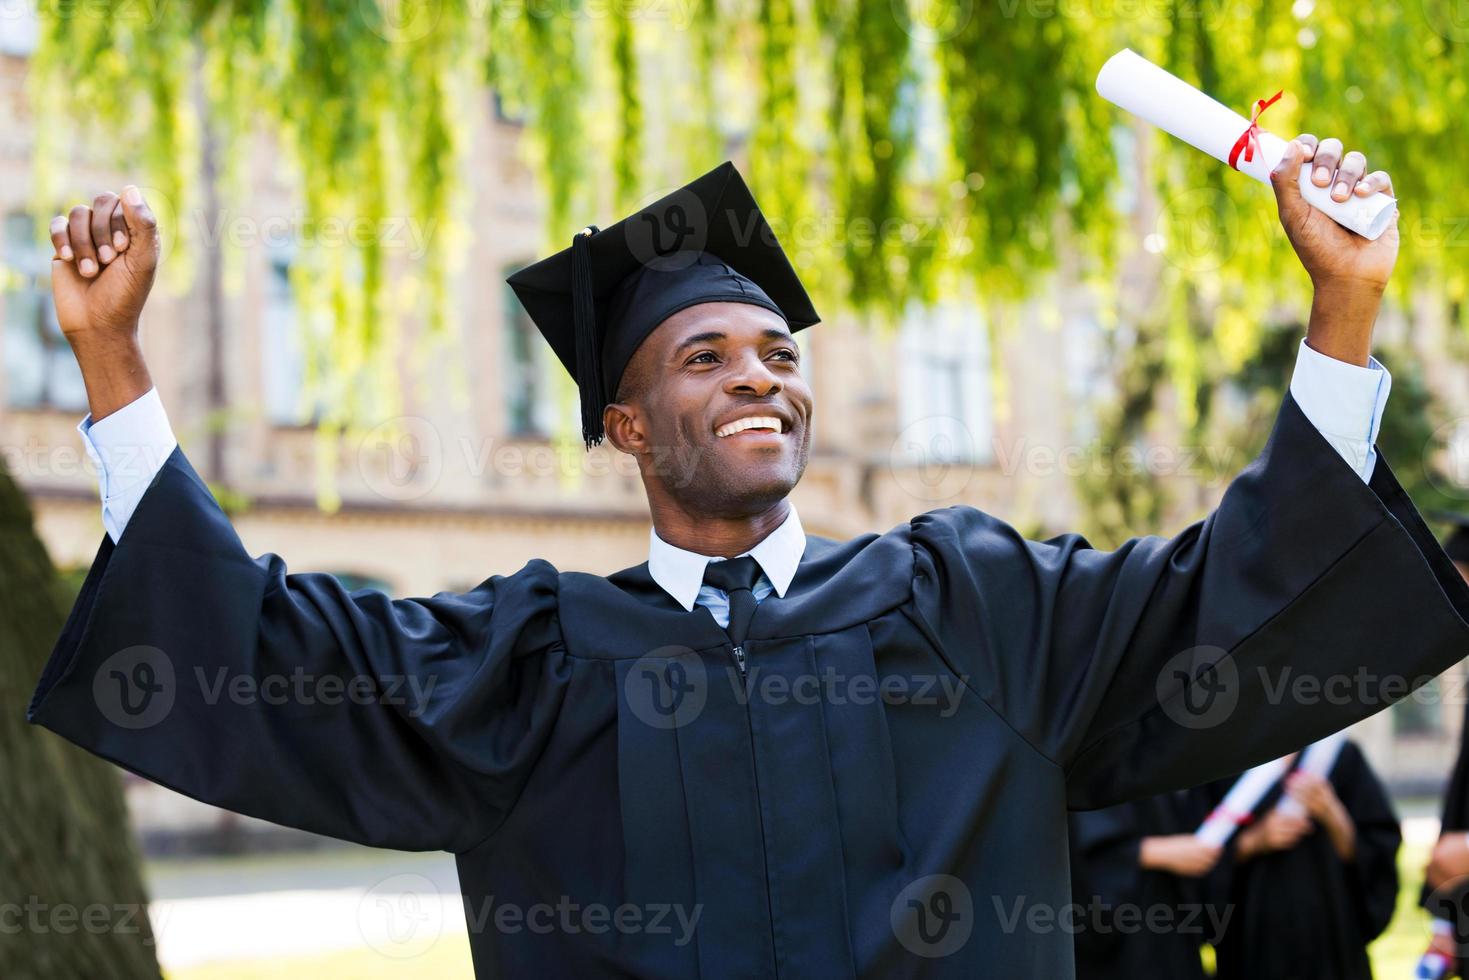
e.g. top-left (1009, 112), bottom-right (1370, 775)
top-left (603, 301), bottom-right (814, 518)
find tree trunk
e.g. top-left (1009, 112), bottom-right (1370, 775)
top-left (0, 465), bottom-right (162, 979)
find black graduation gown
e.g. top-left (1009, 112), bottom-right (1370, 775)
top-left (26, 394), bottom-right (1469, 979)
top-left (1068, 790), bottom-right (1221, 980)
top-left (1210, 741), bottom-right (1401, 980)
top-left (1423, 696), bottom-right (1469, 934)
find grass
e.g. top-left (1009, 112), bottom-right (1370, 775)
top-left (164, 840), bottom-right (1440, 979)
top-left (1373, 837), bottom-right (1437, 977)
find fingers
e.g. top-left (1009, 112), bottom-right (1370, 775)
top-left (90, 192), bottom-right (119, 265)
top-left (1270, 138), bottom-right (1309, 215)
top-left (1311, 137), bottom-right (1343, 189)
top-left (1332, 150), bottom-right (1367, 202)
top-left (117, 185), bottom-right (159, 258)
top-left (49, 214), bottom-right (73, 262)
top-left (1355, 169), bottom-right (1394, 199)
top-left (1292, 136), bottom-right (1392, 205)
top-left (67, 204), bottom-right (99, 278)
top-left (50, 186), bottom-right (157, 281)
top-left (110, 199), bottom-right (129, 253)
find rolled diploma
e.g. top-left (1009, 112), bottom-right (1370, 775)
top-left (1195, 757), bottom-right (1291, 847)
top-left (1272, 730), bottom-right (1347, 819)
top-left (1096, 48), bottom-right (1397, 241)
top-left (1194, 732), bottom-right (1349, 846)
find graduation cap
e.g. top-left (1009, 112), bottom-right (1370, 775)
top-left (506, 161), bottom-right (820, 448)
top-left (1431, 511), bottom-right (1469, 565)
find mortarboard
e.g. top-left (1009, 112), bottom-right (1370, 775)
top-left (1432, 511), bottom-right (1469, 565)
top-left (506, 161), bottom-right (820, 448)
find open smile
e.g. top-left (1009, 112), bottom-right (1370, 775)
top-left (715, 415), bottom-right (786, 438)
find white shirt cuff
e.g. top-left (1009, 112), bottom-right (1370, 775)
top-left (1287, 339), bottom-right (1391, 483)
top-left (78, 387), bottom-right (178, 543)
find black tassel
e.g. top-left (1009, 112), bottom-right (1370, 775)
top-left (571, 225), bottom-right (605, 447)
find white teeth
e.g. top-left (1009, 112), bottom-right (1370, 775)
top-left (716, 416), bottom-right (784, 438)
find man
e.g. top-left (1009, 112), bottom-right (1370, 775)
top-left (26, 140), bottom-right (1469, 978)
top-left (1420, 517), bottom-right (1469, 976)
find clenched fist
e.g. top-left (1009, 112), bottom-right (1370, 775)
top-left (50, 185), bottom-right (160, 340)
top-left (49, 185), bottom-right (161, 420)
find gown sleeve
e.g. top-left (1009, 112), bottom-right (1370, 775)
top-left (27, 447), bottom-right (567, 853)
top-left (1331, 742), bottom-right (1401, 945)
top-left (909, 393), bottom-right (1469, 808)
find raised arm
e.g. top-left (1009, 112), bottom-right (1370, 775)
top-left (910, 135), bottom-right (1469, 806)
top-left (51, 188), bottom-right (179, 545)
top-left (32, 188), bottom-right (569, 853)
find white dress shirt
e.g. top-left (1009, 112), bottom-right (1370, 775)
top-left (77, 385), bottom-right (177, 544)
top-left (76, 339), bottom-right (1390, 618)
top-left (647, 506), bottom-right (807, 628)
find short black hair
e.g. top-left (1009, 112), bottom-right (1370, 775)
top-left (614, 354), bottom-right (649, 404)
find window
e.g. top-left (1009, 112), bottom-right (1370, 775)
top-left (502, 270), bottom-right (558, 437)
top-left (3, 212), bottom-right (87, 410)
top-left (261, 247), bottom-right (325, 426)
top-left (1392, 676), bottom-right (1443, 737)
top-left (893, 300), bottom-right (993, 465)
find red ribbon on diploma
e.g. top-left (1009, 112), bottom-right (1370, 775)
top-left (1228, 89), bottom-right (1283, 170)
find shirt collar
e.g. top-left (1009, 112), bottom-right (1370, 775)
top-left (646, 505), bottom-right (806, 611)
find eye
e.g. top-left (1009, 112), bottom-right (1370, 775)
top-left (688, 351), bottom-right (719, 365)
top-left (770, 348), bottom-right (798, 361)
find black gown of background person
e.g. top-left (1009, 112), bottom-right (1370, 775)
top-left (1424, 694), bottom-right (1469, 939)
top-left (1068, 789), bottom-right (1220, 980)
top-left (1209, 741), bottom-right (1400, 980)
top-left (25, 393), bottom-right (1469, 978)
top-left (1422, 518), bottom-right (1469, 941)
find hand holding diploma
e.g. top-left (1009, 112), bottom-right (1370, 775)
top-left (1097, 48), bottom-right (1400, 367)
top-left (1096, 49), bottom-right (1398, 242)
top-left (1273, 135), bottom-right (1399, 367)
top-left (1269, 135), bottom-right (1399, 293)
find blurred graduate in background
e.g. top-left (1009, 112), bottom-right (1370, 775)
top-left (1209, 738), bottom-right (1400, 980)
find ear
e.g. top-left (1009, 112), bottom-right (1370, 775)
top-left (603, 401), bottom-right (646, 455)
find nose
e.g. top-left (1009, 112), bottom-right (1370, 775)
top-left (725, 349), bottom-right (782, 397)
